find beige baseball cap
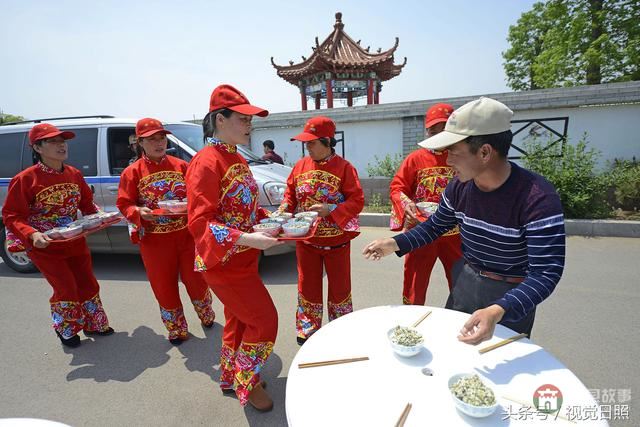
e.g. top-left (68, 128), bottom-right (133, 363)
top-left (418, 97), bottom-right (513, 151)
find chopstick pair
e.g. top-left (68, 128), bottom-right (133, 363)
top-left (478, 332), bottom-right (528, 354)
top-left (297, 356), bottom-right (369, 369)
top-left (411, 310), bottom-right (432, 328)
top-left (395, 402), bottom-right (412, 427)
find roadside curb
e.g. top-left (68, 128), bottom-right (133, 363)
top-left (359, 213), bottom-right (640, 238)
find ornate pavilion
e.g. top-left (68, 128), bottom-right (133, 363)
top-left (271, 12), bottom-right (406, 110)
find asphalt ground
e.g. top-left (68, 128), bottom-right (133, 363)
top-left (0, 229), bottom-right (638, 426)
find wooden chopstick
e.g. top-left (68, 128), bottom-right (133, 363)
top-left (501, 395), bottom-right (576, 424)
top-left (394, 402), bottom-right (412, 427)
top-left (411, 310), bottom-right (432, 328)
top-left (298, 356), bottom-right (369, 369)
top-left (478, 333), bottom-right (528, 354)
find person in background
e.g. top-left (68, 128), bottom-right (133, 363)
top-left (128, 134), bottom-right (138, 165)
top-left (2, 123), bottom-right (114, 348)
top-left (117, 118), bottom-right (215, 346)
top-left (261, 140), bottom-right (284, 164)
top-left (389, 103), bottom-right (462, 305)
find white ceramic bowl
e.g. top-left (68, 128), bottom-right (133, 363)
top-left (168, 201), bottom-right (187, 213)
top-left (416, 201), bottom-right (439, 216)
top-left (295, 211), bottom-right (319, 223)
top-left (157, 200), bottom-right (176, 210)
top-left (387, 327), bottom-right (424, 357)
top-left (45, 228), bottom-right (65, 239)
top-left (281, 222), bottom-right (310, 237)
top-left (82, 213), bottom-right (102, 221)
top-left (260, 217), bottom-right (286, 225)
top-left (272, 212), bottom-right (293, 220)
top-left (448, 373), bottom-right (499, 418)
top-left (252, 223), bottom-right (281, 237)
top-left (81, 218), bottom-right (102, 230)
top-left (59, 225), bottom-right (84, 239)
top-left (100, 212), bottom-right (121, 223)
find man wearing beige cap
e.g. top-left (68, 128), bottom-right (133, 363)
top-left (363, 97), bottom-right (566, 344)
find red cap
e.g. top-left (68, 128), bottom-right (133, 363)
top-left (209, 84), bottom-right (268, 117)
top-left (135, 118), bottom-right (172, 138)
top-left (290, 116), bottom-right (336, 142)
top-left (424, 103), bottom-right (454, 129)
top-left (28, 123), bottom-right (75, 145)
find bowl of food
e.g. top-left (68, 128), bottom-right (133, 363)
top-left (252, 223), bottom-right (281, 237)
top-left (82, 213), bottom-right (102, 221)
top-left (45, 227), bottom-right (65, 240)
top-left (281, 221), bottom-right (310, 238)
top-left (260, 217), bottom-right (286, 225)
top-left (59, 225), bottom-right (84, 239)
top-left (81, 218), bottom-right (102, 230)
top-left (295, 211), bottom-right (319, 223)
top-left (100, 212), bottom-right (121, 223)
top-left (416, 201), bottom-right (439, 217)
top-left (448, 373), bottom-right (499, 418)
top-left (168, 201), bottom-right (187, 213)
top-left (387, 326), bottom-right (424, 357)
top-left (272, 212), bottom-right (293, 220)
top-left (157, 200), bottom-right (177, 211)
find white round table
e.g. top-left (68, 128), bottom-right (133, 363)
top-left (286, 305), bottom-right (607, 426)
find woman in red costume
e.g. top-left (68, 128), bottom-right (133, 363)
top-left (2, 123), bottom-right (113, 348)
top-left (277, 116), bottom-right (364, 345)
top-left (186, 85), bottom-right (282, 412)
top-left (116, 118), bottom-right (215, 345)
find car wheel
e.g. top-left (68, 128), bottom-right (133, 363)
top-left (0, 227), bottom-right (38, 273)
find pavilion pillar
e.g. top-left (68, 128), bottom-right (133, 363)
top-left (315, 93), bottom-right (321, 110)
top-left (301, 89), bottom-right (308, 111)
top-left (374, 87), bottom-right (379, 104)
top-left (347, 92), bottom-right (353, 107)
top-left (326, 79), bottom-right (334, 109)
top-left (367, 79), bottom-right (373, 105)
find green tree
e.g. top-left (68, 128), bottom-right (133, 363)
top-left (0, 112), bottom-right (25, 124)
top-left (503, 0), bottom-right (640, 90)
top-left (365, 154), bottom-right (403, 178)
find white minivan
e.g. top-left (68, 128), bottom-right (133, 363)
top-left (0, 116), bottom-right (293, 273)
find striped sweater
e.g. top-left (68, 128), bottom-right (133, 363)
top-left (393, 162), bottom-right (565, 322)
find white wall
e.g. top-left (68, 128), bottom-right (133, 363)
top-left (251, 119), bottom-right (404, 176)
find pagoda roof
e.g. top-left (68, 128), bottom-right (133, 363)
top-left (271, 12), bottom-right (406, 86)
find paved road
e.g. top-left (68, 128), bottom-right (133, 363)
top-left (0, 229), bottom-right (637, 426)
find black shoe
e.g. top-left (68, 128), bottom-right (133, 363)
top-left (169, 337), bottom-right (184, 346)
top-left (84, 327), bottom-right (114, 336)
top-left (56, 330), bottom-right (81, 348)
top-left (296, 336), bottom-right (307, 346)
top-left (202, 321), bottom-right (214, 329)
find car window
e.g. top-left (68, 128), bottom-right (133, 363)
top-left (19, 127), bottom-right (98, 176)
top-left (107, 127), bottom-right (136, 175)
top-left (0, 132), bottom-right (26, 177)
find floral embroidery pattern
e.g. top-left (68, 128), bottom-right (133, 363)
top-left (29, 183), bottom-right (81, 231)
top-left (206, 137), bottom-right (238, 154)
top-left (234, 341), bottom-right (274, 406)
top-left (159, 306), bottom-right (188, 340)
top-left (5, 229), bottom-right (26, 253)
top-left (138, 170), bottom-right (187, 234)
top-left (191, 289), bottom-right (215, 326)
top-left (194, 254), bottom-right (207, 272)
top-left (82, 293), bottom-right (110, 333)
top-left (51, 300), bottom-right (84, 339)
top-left (328, 294), bottom-right (353, 321)
top-left (296, 293), bottom-right (324, 340)
top-left (219, 344), bottom-right (236, 391)
top-left (209, 224), bottom-right (231, 243)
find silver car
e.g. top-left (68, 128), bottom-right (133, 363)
top-left (0, 116), bottom-right (292, 273)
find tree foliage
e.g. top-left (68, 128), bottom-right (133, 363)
top-left (503, 0), bottom-right (640, 90)
top-left (0, 113), bottom-right (25, 124)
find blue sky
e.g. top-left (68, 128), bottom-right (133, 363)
top-left (0, 0), bottom-right (538, 121)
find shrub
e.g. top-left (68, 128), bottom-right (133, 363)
top-left (607, 158), bottom-right (640, 211)
top-left (366, 154), bottom-right (403, 178)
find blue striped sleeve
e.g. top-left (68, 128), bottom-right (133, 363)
top-left (492, 214), bottom-right (566, 322)
top-left (393, 193), bottom-right (458, 256)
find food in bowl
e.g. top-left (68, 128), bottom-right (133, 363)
top-left (252, 223), bottom-right (281, 237)
top-left (272, 211), bottom-right (293, 220)
top-left (168, 201), bottom-right (187, 213)
top-left (157, 200), bottom-right (176, 211)
top-left (81, 218), bottom-right (102, 230)
top-left (387, 326), bottom-right (424, 357)
top-left (45, 228), bottom-right (65, 240)
top-left (281, 222), bottom-right (310, 237)
top-left (448, 374), bottom-right (498, 418)
top-left (59, 225), bottom-right (84, 239)
top-left (100, 212), bottom-right (121, 223)
top-left (295, 211), bottom-right (319, 223)
top-left (416, 201), bottom-right (439, 217)
top-left (260, 217), bottom-right (286, 225)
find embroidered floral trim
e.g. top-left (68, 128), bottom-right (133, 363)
top-left (82, 293), bottom-right (110, 332)
top-left (205, 137), bottom-right (237, 153)
top-left (194, 254), bottom-right (207, 272)
top-left (314, 153), bottom-right (336, 166)
top-left (328, 294), bottom-right (353, 321)
top-left (192, 289), bottom-right (215, 325)
top-left (219, 344), bottom-right (236, 391)
top-left (234, 341), bottom-right (274, 406)
top-left (51, 300), bottom-right (84, 339)
top-left (37, 162), bottom-right (64, 175)
top-left (141, 153), bottom-right (167, 165)
top-left (296, 293), bottom-right (323, 340)
top-left (159, 306), bottom-right (188, 340)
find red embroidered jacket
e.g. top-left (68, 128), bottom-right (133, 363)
top-left (2, 162), bottom-right (98, 252)
top-left (117, 155), bottom-right (188, 239)
top-left (278, 154), bottom-right (364, 247)
top-left (389, 149), bottom-right (459, 236)
top-left (186, 141), bottom-right (269, 271)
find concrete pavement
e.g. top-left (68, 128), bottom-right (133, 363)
top-left (0, 229), bottom-right (638, 426)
